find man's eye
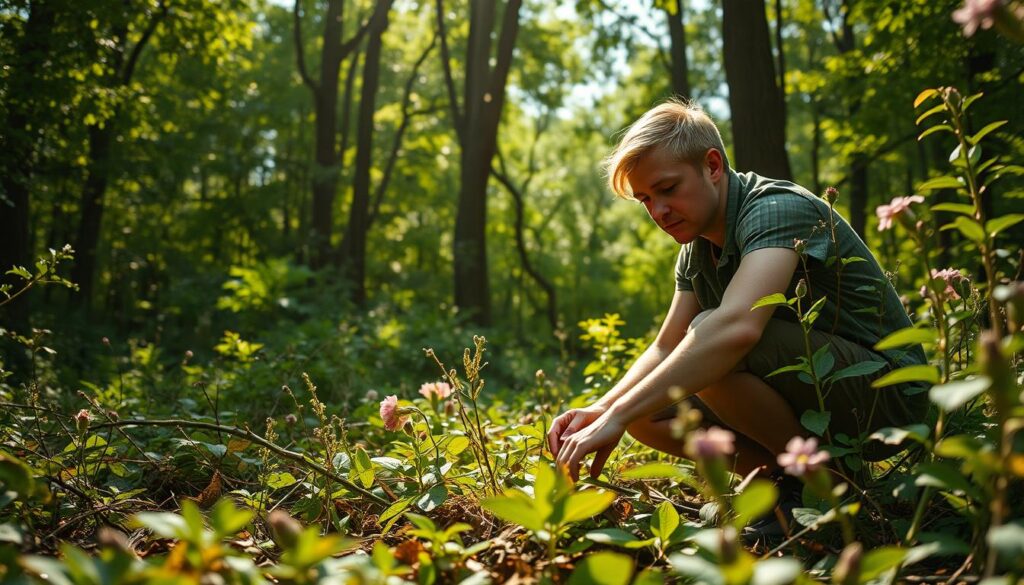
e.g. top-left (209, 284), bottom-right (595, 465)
top-left (660, 184), bottom-right (676, 194)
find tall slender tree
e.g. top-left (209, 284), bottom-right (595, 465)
top-left (722, 0), bottom-right (792, 180)
top-left (436, 0), bottom-right (523, 326)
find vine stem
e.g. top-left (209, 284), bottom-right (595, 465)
top-left (91, 418), bottom-right (390, 506)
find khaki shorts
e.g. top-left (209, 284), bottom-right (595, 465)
top-left (656, 315), bottom-right (930, 461)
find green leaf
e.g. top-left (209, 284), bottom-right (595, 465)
top-left (669, 554), bottom-right (723, 585)
top-left (871, 365), bottom-right (939, 388)
top-left (875, 326), bottom-right (936, 350)
top-left (482, 492), bottom-right (545, 532)
top-left (947, 216), bottom-right (986, 242)
top-left (811, 346), bottom-right (835, 378)
top-left (986, 521), bottom-right (1024, 571)
top-left (750, 557), bottom-right (802, 585)
top-left (792, 507), bottom-right (826, 527)
top-left (585, 528), bottom-right (645, 548)
top-left (751, 293), bottom-right (789, 310)
top-left (800, 410), bottom-right (831, 436)
top-left (732, 480), bottom-right (777, 529)
top-left (353, 447), bottom-right (375, 489)
top-left (970, 120), bottom-right (1007, 145)
top-left (915, 462), bottom-right (982, 499)
top-left (134, 510), bottom-right (188, 539)
top-left (377, 495), bottom-right (415, 527)
top-left (651, 501), bottom-right (680, 542)
top-left (446, 436), bottom-right (470, 456)
top-left (0, 451), bottom-right (38, 498)
top-left (986, 214), bottom-right (1024, 238)
top-left (860, 546), bottom-right (907, 582)
top-left (915, 103), bottom-right (945, 125)
top-left (568, 551), bottom-right (635, 585)
top-left (840, 255), bottom-right (867, 265)
top-left (918, 176), bottom-right (963, 191)
top-left (766, 362), bottom-right (810, 379)
top-left (416, 484), bottom-right (447, 512)
top-left (869, 424), bottom-right (931, 446)
top-left (913, 88), bottom-right (938, 107)
top-left (622, 463), bottom-right (689, 480)
top-left (210, 498), bottom-right (253, 536)
top-left (930, 376), bottom-right (990, 412)
top-left (829, 360), bottom-right (886, 383)
top-left (561, 489), bottom-right (616, 524)
top-left (934, 434), bottom-right (986, 459)
top-left (931, 202), bottom-right (975, 216)
top-left (918, 124), bottom-right (952, 140)
top-left (266, 472), bottom-right (297, 489)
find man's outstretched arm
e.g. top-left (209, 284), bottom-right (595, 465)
top-left (554, 247), bottom-right (800, 480)
top-left (548, 290), bottom-right (700, 461)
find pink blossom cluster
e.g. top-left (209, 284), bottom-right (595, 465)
top-left (953, 0), bottom-right (1001, 36)
top-left (684, 426), bottom-right (735, 460)
top-left (921, 268), bottom-right (968, 300)
top-left (876, 195), bottom-right (924, 231)
top-left (777, 436), bottom-right (831, 476)
top-left (418, 381), bottom-right (453, 401)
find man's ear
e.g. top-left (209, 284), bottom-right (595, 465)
top-left (704, 148), bottom-right (725, 182)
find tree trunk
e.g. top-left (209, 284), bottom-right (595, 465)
top-left (664, 0), bottom-right (691, 99)
top-left (339, 0), bottom-right (393, 305)
top-left (71, 125), bottom-right (115, 305)
top-left (439, 0), bottom-right (523, 326)
top-left (722, 0), bottom-right (791, 180)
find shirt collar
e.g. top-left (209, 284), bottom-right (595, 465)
top-left (682, 169), bottom-right (742, 278)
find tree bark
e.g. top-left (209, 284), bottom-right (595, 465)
top-left (722, 0), bottom-right (792, 180)
top-left (664, 0), bottom-right (691, 99)
top-left (339, 0), bottom-right (394, 305)
top-left (438, 0), bottom-right (523, 327)
top-left (828, 0), bottom-right (867, 235)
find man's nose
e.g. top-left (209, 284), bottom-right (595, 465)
top-left (651, 198), bottom-right (670, 221)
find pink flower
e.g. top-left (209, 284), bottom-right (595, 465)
top-left (418, 381), bottom-right (453, 401)
top-left (684, 426), bottom-right (735, 460)
top-left (876, 195), bottom-right (924, 231)
top-left (74, 409), bottom-right (91, 433)
top-left (953, 0), bottom-right (1001, 36)
top-left (777, 436), bottom-right (831, 476)
top-left (921, 268), bottom-right (968, 300)
top-left (379, 395), bottom-right (409, 431)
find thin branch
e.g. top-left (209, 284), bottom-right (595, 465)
top-left (435, 0), bottom-right (464, 142)
top-left (121, 0), bottom-right (168, 86)
top-left (368, 35), bottom-right (439, 227)
top-left (293, 0), bottom-right (318, 91)
top-left (92, 418), bottom-right (390, 506)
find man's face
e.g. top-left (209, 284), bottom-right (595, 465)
top-left (626, 147), bottom-right (724, 245)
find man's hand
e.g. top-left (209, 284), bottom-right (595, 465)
top-left (549, 405), bottom-right (626, 481)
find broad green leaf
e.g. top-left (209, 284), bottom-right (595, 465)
top-left (446, 436), bottom-right (470, 455)
top-left (915, 462), bottom-right (982, 499)
top-left (585, 528), bottom-right (645, 548)
top-left (622, 462), bottom-right (689, 480)
top-left (944, 216), bottom-right (986, 242)
top-left (751, 293), bottom-right (789, 310)
top-left (210, 498), bottom-right (253, 536)
top-left (377, 495), bottom-right (415, 527)
top-left (561, 489), bottom-right (615, 524)
top-left (875, 326), bottom-right (936, 350)
top-left (934, 434), bottom-right (987, 459)
top-left (918, 176), bottom-right (962, 191)
top-left (651, 501), bottom-right (679, 542)
top-left (481, 492), bottom-right (545, 532)
top-left (970, 120), bottom-right (1007, 144)
top-left (986, 521), bottom-right (1024, 571)
top-left (750, 557), bottom-right (802, 585)
top-left (801, 409), bottom-right (831, 436)
top-left (732, 480), bottom-right (777, 529)
top-left (931, 202), bottom-right (975, 215)
top-left (416, 484), bottom-right (447, 512)
top-left (869, 424), bottom-right (931, 446)
top-left (568, 551), bottom-right (635, 585)
top-left (829, 360), bottom-right (886, 383)
top-left (0, 451), bottom-right (37, 498)
top-left (930, 377), bottom-right (990, 412)
top-left (986, 214), bottom-right (1024, 238)
top-left (669, 554), bottom-right (723, 585)
top-left (792, 507), bottom-right (826, 528)
top-left (811, 346), bottom-right (835, 378)
top-left (134, 510), bottom-right (188, 539)
top-left (871, 365), bottom-right (939, 388)
top-left (860, 546), bottom-right (907, 582)
top-left (266, 472), bottom-right (297, 489)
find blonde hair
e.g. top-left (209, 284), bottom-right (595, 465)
top-left (604, 98), bottom-right (728, 199)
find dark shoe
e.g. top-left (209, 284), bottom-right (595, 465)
top-left (742, 471), bottom-right (802, 544)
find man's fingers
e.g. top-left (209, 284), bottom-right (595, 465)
top-left (548, 413), bottom-right (573, 456)
top-left (590, 444), bottom-right (614, 480)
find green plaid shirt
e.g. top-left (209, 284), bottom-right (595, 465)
top-left (675, 170), bottom-right (926, 370)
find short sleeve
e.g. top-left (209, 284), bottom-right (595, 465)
top-left (675, 246), bottom-right (694, 291)
top-left (735, 192), bottom-right (830, 263)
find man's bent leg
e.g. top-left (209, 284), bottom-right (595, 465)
top-left (695, 371), bottom-right (804, 457)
